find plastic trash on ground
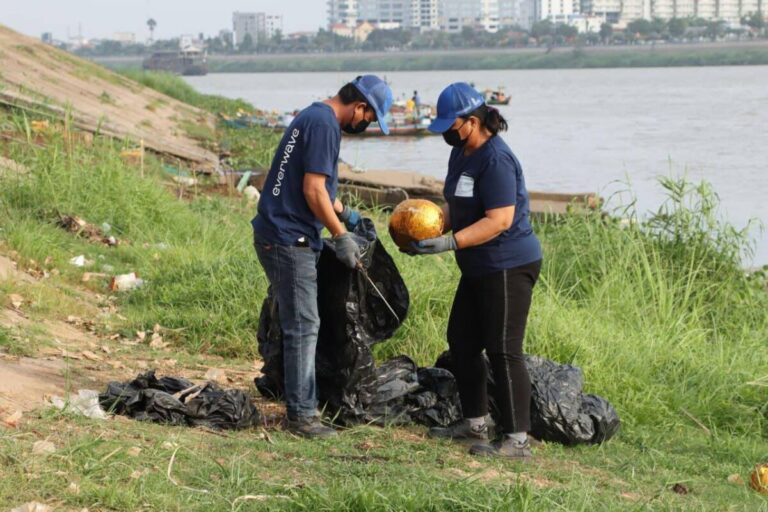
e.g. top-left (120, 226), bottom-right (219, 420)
top-left (434, 351), bottom-right (620, 445)
top-left (99, 370), bottom-right (260, 430)
top-left (50, 389), bottom-right (107, 420)
top-left (110, 272), bottom-right (145, 291)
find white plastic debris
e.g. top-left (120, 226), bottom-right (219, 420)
top-left (101, 222), bottom-right (112, 233)
top-left (243, 185), bottom-right (261, 204)
top-left (110, 272), bottom-right (145, 291)
top-left (49, 389), bottom-right (107, 420)
top-left (69, 255), bottom-right (87, 267)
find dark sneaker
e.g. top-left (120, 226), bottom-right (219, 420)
top-left (429, 420), bottom-right (489, 441)
top-left (469, 437), bottom-right (532, 460)
top-left (286, 416), bottom-right (337, 439)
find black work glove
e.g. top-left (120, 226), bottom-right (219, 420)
top-left (334, 232), bottom-right (361, 269)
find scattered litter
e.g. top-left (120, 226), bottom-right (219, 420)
top-left (30, 119), bottom-right (50, 133)
top-left (9, 293), bottom-right (24, 309)
top-left (110, 272), bottom-right (145, 291)
top-left (727, 473), bottom-right (744, 486)
top-left (172, 175), bottom-right (199, 187)
top-left (99, 370), bottom-right (260, 430)
top-left (752, 464), bottom-right (768, 494)
top-left (69, 255), bottom-right (88, 267)
top-left (32, 440), bottom-right (56, 455)
top-left (50, 390), bottom-right (108, 420)
top-left (58, 214), bottom-right (120, 246)
top-left (149, 332), bottom-right (167, 349)
top-left (1, 409), bottom-right (23, 428)
top-left (243, 185), bottom-right (260, 203)
top-left (11, 502), bottom-right (52, 512)
top-left (204, 368), bottom-right (227, 384)
top-left (236, 170), bottom-right (252, 192)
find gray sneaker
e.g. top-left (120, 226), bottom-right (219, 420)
top-left (286, 416), bottom-right (337, 439)
top-left (469, 437), bottom-right (532, 460)
top-left (429, 419), bottom-right (489, 441)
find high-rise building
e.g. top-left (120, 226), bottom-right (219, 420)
top-left (328, 0), bottom-right (359, 28)
top-left (440, 0), bottom-right (501, 32)
top-left (411, 0), bottom-right (441, 31)
top-left (233, 12), bottom-right (283, 46)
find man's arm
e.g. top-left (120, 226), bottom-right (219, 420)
top-left (304, 172), bottom-right (345, 237)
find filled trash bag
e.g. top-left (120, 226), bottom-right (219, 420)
top-left (255, 218), bottom-right (409, 422)
top-left (434, 351), bottom-right (620, 445)
top-left (99, 370), bottom-right (261, 430)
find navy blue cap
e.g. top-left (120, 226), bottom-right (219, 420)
top-left (428, 82), bottom-right (486, 134)
top-left (351, 75), bottom-right (394, 135)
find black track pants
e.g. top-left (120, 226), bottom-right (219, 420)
top-left (447, 259), bottom-right (541, 434)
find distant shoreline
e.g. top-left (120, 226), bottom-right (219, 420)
top-left (93, 41), bottom-right (768, 73)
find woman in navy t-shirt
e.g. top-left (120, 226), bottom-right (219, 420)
top-left (408, 83), bottom-right (542, 459)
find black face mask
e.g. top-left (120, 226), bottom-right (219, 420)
top-left (442, 119), bottom-right (469, 147)
top-left (343, 106), bottom-right (372, 134)
top-left (342, 119), bottom-right (370, 134)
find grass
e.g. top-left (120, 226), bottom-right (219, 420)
top-left (0, 75), bottom-right (767, 509)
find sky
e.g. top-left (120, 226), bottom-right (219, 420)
top-left (2, 0), bottom-right (327, 42)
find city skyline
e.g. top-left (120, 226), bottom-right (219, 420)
top-left (2, 0), bottom-right (325, 42)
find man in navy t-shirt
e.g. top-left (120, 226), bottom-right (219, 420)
top-left (252, 75), bottom-right (393, 438)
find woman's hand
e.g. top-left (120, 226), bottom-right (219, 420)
top-left (406, 234), bottom-right (458, 255)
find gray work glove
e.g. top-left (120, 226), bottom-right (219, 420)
top-left (337, 205), bottom-right (362, 231)
top-left (334, 232), bottom-right (361, 269)
top-left (409, 235), bottom-right (457, 255)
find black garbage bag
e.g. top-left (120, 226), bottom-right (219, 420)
top-left (99, 370), bottom-right (261, 430)
top-left (434, 351), bottom-right (620, 445)
top-left (186, 383), bottom-right (263, 430)
top-left (407, 367), bottom-right (462, 427)
top-left (255, 218), bottom-right (409, 422)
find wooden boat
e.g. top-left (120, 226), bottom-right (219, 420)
top-left (143, 49), bottom-right (207, 76)
top-left (484, 88), bottom-right (511, 106)
top-left (344, 104), bottom-right (438, 138)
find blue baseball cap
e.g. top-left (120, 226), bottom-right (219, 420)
top-left (428, 82), bottom-right (486, 134)
top-left (351, 75), bottom-right (393, 135)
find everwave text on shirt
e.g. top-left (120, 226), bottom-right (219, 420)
top-left (273, 128), bottom-right (300, 197)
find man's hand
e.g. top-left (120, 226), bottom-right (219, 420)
top-left (338, 205), bottom-right (362, 231)
top-left (334, 233), bottom-right (361, 269)
top-left (408, 235), bottom-right (457, 255)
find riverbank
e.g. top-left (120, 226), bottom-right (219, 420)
top-left (93, 41), bottom-right (768, 72)
top-left (2, 37), bottom-right (768, 509)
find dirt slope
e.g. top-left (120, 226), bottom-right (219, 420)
top-left (0, 25), bottom-right (218, 170)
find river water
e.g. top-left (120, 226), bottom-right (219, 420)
top-left (184, 67), bottom-right (768, 265)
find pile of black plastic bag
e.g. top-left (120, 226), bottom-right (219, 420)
top-left (100, 370), bottom-right (260, 430)
top-left (256, 220), bottom-right (621, 445)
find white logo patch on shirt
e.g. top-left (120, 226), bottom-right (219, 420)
top-left (455, 174), bottom-right (474, 198)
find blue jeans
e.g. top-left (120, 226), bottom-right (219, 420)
top-left (254, 237), bottom-right (321, 419)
